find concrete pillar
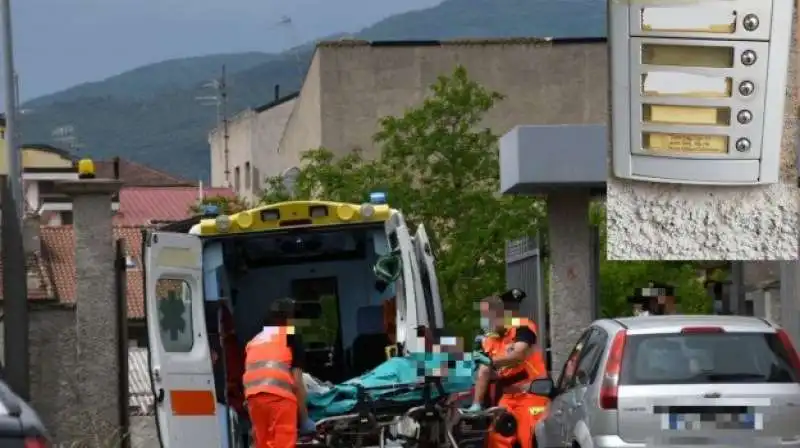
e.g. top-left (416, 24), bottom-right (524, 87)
top-left (56, 179), bottom-right (123, 443)
top-left (547, 191), bottom-right (594, 373)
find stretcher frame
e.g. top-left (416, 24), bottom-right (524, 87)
top-left (297, 377), bottom-right (507, 448)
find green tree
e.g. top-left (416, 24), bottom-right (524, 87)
top-left (259, 66), bottom-right (715, 343)
top-left (189, 194), bottom-right (249, 216)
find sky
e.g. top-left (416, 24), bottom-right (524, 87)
top-left (8, 0), bottom-right (442, 101)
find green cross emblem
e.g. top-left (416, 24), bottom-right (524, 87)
top-left (159, 289), bottom-right (187, 341)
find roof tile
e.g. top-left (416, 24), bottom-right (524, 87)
top-left (40, 226), bottom-right (146, 318)
top-left (114, 186), bottom-right (235, 227)
top-left (94, 159), bottom-right (195, 187)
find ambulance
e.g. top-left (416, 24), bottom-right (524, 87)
top-left (142, 193), bottom-right (445, 447)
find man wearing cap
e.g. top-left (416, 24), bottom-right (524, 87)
top-left (630, 282), bottom-right (677, 316)
top-left (243, 298), bottom-right (315, 447)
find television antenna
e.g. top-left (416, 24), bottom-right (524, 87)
top-left (196, 65), bottom-right (230, 187)
top-left (51, 124), bottom-right (84, 152)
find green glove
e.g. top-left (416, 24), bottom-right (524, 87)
top-left (472, 351), bottom-right (493, 368)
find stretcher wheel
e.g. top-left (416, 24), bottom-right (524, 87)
top-left (493, 411), bottom-right (517, 438)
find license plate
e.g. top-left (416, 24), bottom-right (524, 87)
top-left (666, 413), bottom-right (758, 430)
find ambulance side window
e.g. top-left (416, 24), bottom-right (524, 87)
top-left (156, 278), bottom-right (195, 352)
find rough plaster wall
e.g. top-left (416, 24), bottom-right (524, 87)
top-left (209, 110), bottom-right (255, 189)
top-left (71, 190), bottom-right (124, 444)
top-left (251, 98), bottom-right (296, 190)
top-left (607, 8), bottom-right (799, 260)
top-left (547, 192), bottom-right (595, 372)
top-left (26, 308), bottom-right (85, 444)
top-left (277, 53), bottom-right (322, 175)
top-left (316, 41), bottom-right (608, 159)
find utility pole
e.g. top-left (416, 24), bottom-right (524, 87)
top-left (197, 65), bottom-right (230, 187)
top-left (221, 65), bottom-right (230, 188)
top-left (1, 0), bottom-right (30, 399)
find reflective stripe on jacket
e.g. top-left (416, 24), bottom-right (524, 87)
top-left (243, 326), bottom-right (296, 401)
top-left (482, 317), bottom-right (547, 393)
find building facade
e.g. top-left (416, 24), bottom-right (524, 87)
top-left (209, 38), bottom-right (608, 191)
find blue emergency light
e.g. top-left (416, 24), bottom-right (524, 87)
top-left (201, 205), bottom-right (220, 217)
top-left (369, 192), bottom-right (387, 204)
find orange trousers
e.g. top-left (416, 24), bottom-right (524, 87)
top-left (247, 393), bottom-right (298, 448)
top-left (487, 393), bottom-right (549, 448)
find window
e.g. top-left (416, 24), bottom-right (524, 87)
top-left (252, 167), bottom-right (261, 194)
top-left (572, 328), bottom-right (608, 387)
top-left (156, 278), bottom-right (194, 352)
top-left (125, 255), bottom-right (137, 269)
top-left (234, 166), bottom-right (241, 192)
top-left (291, 277), bottom-right (340, 346)
top-left (244, 162), bottom-right (251, 189)
top-left (556, 328), bottom-right (593, 391)
top-left (620, 332), bottom-right (799, 385)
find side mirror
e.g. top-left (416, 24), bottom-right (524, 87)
top-left (528, 378), bottom-right (556, 398)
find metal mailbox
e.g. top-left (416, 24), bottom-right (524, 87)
top-left (610, 0), bottom-right (793, 185)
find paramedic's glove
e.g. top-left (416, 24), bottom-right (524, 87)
top-left (299, 417), bottom-right (317, 435)
top-left (472, 351), bottom-right (493, 368)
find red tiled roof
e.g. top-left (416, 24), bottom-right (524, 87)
top-left (114, 186), bottom-right (235, 226)
top-left (41, 226), bottom-right (146, 318)
top-left (95, 158), bottom-right (195, 187)
top-left (0, 251), bottom-right (54, 301)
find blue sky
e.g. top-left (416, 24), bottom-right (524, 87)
top-left (9, 0), bottom-right (442, 101)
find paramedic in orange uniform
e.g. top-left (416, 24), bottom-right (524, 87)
top-left (468, 295), bottom-right (549, 448)
top-left (243, 298), bottom-right (316, 447)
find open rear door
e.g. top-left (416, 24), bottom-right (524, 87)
top-left (144, 231), bottom-right (222, 448)
top-left (385, 211), bottom-right (427, 354)
top-left (412, 224), bottom-right (444, 332)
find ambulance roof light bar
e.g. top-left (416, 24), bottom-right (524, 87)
top-left (369, 192), bottom-right (387, 205)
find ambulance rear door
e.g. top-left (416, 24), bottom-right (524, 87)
top-left (385, 210), bottom-right (427, 354)
top-left (412, 224), bottom-right (444, 332)
top-left (144, 230), bottom-right (222, 448)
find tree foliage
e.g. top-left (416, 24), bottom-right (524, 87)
top-left (261, 66), bottom-right (714, 341)
top-left (189, 194), bottom-right (250, 216)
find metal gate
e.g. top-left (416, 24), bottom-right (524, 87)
top-left (505, 235), bottom-right (546, 365)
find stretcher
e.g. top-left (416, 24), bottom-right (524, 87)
top-left (298, 356), bottom-right (516, 447)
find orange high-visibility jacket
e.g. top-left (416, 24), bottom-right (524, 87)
top-left (482, 318), bottom-right (547, 391)
top-left (243, 326), bottom-right (296, 402)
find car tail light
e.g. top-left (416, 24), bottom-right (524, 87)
top-left (680, 327), bottom-right (725, 334)
top-left (24, 437), bottom-right (49, 448)
top-left (599, 330), bottom-right (627, 410)
top-left (776, 329), bottom-right (800, 379)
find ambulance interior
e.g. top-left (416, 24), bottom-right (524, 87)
top-left (202, 222), bottom-right (399, 388)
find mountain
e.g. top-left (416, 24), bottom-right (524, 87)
top-left (18, 0), bottom-right (606, 181)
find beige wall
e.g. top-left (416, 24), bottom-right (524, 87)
top-left (209, 110), bottom-right (255, 192)
top-left (252, 97), bottom-right (297, 198)
top-left (265, 39), bottom-right (607, 173)
top-left (316, 40), bottom-right (607, 159)
top-left (278, 54), bottom-right (324, 171)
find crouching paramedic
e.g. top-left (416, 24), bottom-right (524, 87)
top-left (468, 295), bottom-right (549, 448)
top-left (243, 298), bottom-right (316, 447)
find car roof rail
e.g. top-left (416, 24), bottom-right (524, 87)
top-left (755, 317), bottom-right (773, 328)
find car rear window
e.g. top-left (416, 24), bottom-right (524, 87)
top-left (619, 332), bottom-right (799, 385)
